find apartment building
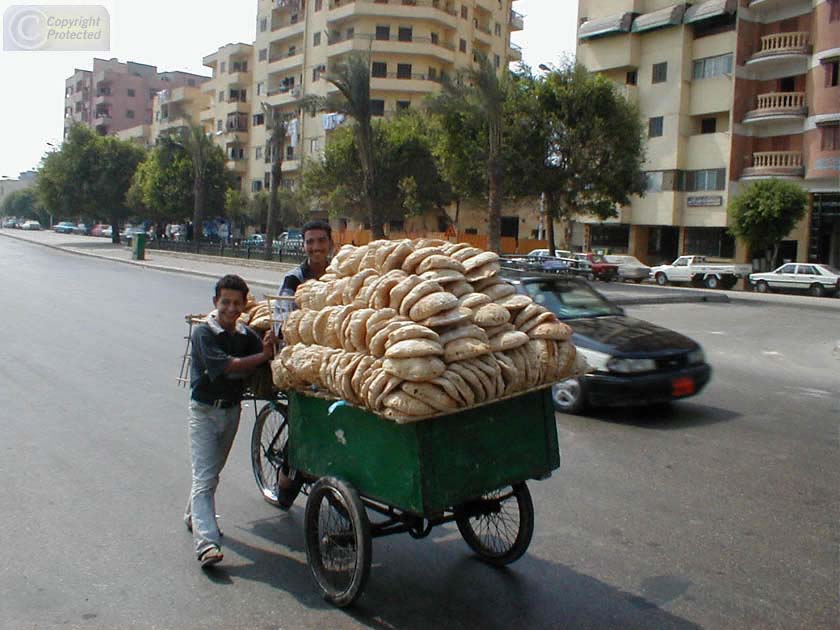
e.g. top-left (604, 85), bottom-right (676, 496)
top-left (575, 0), bottom-right (839, 266)
top-left (63, 58), bottom-right (210, 139)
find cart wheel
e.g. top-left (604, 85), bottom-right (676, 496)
top-left (455, 482), bottom-right (534, 567)
top-left (304, 477), bottom-right (371, 608)
top-left (250, 402), bottom-right (302, 509)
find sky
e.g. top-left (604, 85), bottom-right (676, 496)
top-left (0, 0), bottom-right (578, 180)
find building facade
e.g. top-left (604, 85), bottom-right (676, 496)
top-left (575, 0), bottom-right (839, 266)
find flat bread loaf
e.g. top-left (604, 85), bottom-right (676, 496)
top-left (383, 356), bottom-right (446, 382)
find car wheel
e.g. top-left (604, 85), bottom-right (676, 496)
top-left (704, 275), bottom-right (720, 290)
top-left (552, 378), bottom-right (586, 414)
top-left (655, 273), bottom-right (668, 286)
top-left (755, 280), bottom-right (769, 293)
top-left (809, 284), bottom-right (826, 298)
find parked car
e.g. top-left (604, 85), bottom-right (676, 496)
top-left (90, 223), bottom-right (108, 237)
top-left (123, 226), bottom-right (147, 243)
top-left (650, 255), bottom-right (753, 289)
top-left (605, 254), bottom-right (652, 283)
top-left (527, 248), bottom-right (572, 259)
top-left (242, 233), bottom-right (267, 249)
top-left (54, 221), bottom-right (76, 234)
top-left (573, 252), bottom-right (619, 281)
top-left (501, 269), bottom-right (712, 414)
top-left (2, 218), bottom-right (20, 228)
top-left (101, 225), bottom-right (114, 238)
top-left (21, 220), bottom-right (42, 230)
top-left (749, 263), bottom-right (840, 298)
top-left (73, 223), bottom-right (91, 235)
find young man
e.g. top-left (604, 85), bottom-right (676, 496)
top-left (185, 274), bottom-right (275, 568)
top-left (276, 220), bottom-right (333, 297)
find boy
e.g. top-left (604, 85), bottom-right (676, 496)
top-left (185, 274), bottom-right (275, 568)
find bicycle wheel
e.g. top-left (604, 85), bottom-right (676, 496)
top-left (250, 402), bottom-right (302, 509)
top-left (304, 477), bottom-right (372, 608)
top-left (455, 482), bottom-right (534, 567)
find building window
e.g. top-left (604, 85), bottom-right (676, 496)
top-left (830, 0), bottom-right (840, 22)
top-left (286, 145), bottom-right (295, 160)
top-left (397, 63), bottom-right (412, 79)
top-left (260, 17), bottom-right (267, 32)
top-left (461, 5), bottom-right (468, 19)
top-left (397, 100), bottom-right (411, 111)
top-left (259, 48), bottom-right (267, 61)
top-left (126, 110), bottom-right (134, 119)
top-left (648, 116), bottom-right (664, 138)
top-left (495, 22), bottom-right (501, 36)
top-left (313, 32), bottom-right (321, 46)
top-left (826, 60), bottom-right (840, 87)
top-left (376, 25), bottom-right (390, 40)
top-left (701, 117), bottom-right (717, 134)
top-left (371, 99), bottom-right (385, 116)
top-left (257, 82), bottom-right (264, 96)
top-left (685, 228), bottom-right (735, 258)
top-left (459, 38), bottom-right (467, 53)
top-left (312, 66), bottom-right (321, 81)
top-left (372, 61), bottom-right (387, 78)
top-left (626, 70), bottom-right (637, 85)
top-left (127, 88), bottom-right (135, 97)
top-left (251, 180), bottom-right (262, 193)
top-left (494, 54), bottom-right (501, 69)
top-left (429, 67), bottom-right (438, 80)
top-left (315, 0), bottom-right (323, 10)
top-left (652, 62), bottom-right (668, 84)
top-left (645, 171), bottom-right (664, 192)
top-left (692, 54), bottom-right (732, 80)
top-left (821, 124), bottom-right (840, 151)
top-left (253, 113), bottom-right (265, 126)
top-left (398, 26), bottom-right (412, 42)
top-left (217, 120), bottom-right (223, 132)
top-left (686, 168), bottom-right (726, 191)
top-left (220, 62), bottom-right (226, 73)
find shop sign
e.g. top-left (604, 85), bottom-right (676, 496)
top-left (687, 195), bottom-right (723, 207)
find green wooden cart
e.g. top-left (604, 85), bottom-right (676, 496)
top-left (250, 386), bottom-right (560, 607)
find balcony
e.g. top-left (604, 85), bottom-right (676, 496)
top-left (199, 108), bottom-right (214, 122)
top-left (741, 151), bottom-right (804, 179)
top-left (510, 10), bottom-right (524, 31)
top-left (473, 23), bottom-right (493, 46)
top-left (370, 71), bottom-right (443, 93)
top-left (327, 0), bottom-right (458, 29)
top-left (743, 92), bottom-right (807, 124)
top-left (508, 42), bottom-right (522, 62)
top-left (747, 32), bottom-right (810, 72)
top-left (268, 51), bottom-right (304, 72)
top-left (271, 17), bottom-right (305, 38)
top-left (328, 33), bottom-right (455, 64)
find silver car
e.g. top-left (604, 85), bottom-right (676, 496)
top-left (605, 254), bottom-right (651, 283)
top-left (749, 263), bottom-right (840, 298)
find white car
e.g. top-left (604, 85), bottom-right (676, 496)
top-left (21, 220), bottom-right (42, 230)
top-left (527, 248), bottom-right (571, 259)
top-left (749, 263), bottom-right (840, 298)
top-left (605, 255), bottom-right (651, 283)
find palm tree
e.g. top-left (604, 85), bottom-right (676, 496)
top-left (178, 124), bottom-right (215, 252)
top-left (427, 53), bottom-right (508, 253)
top-left (261, 102), bottom-right (290, 258)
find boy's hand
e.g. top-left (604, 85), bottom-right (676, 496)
top-left (262, 330), bottom-right (276, 359)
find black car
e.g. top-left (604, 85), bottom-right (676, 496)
top-left (501, 269), bottom-right (712, 414)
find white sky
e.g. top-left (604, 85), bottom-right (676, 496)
top-left (0, 0), bottom-right (578, 180)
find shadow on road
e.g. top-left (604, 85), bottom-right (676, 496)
top-left (580, 400), bottom-right (740, 430)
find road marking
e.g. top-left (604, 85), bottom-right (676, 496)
top-left (784, 386), bottom-right (834, 399)
top-left (708, 331), bottom-right (726, 335)
top-left (761, 351), bottom-right (784, 358)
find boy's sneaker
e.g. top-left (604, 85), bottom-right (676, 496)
top-left (198, 545), bottom-right (223, 568)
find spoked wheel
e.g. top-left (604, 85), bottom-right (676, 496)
top-left (250, 402), bottom-right (302, 509)
top-left (455, 482), bottom-right (534, 567)
top-left (304, 477), bottom-right (372, 608)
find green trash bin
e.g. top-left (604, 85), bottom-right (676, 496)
top-left (132, 232), bottom-right (146, 261)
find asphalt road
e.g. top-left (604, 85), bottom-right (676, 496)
top-left (1, 238), bottom-right (837, 630)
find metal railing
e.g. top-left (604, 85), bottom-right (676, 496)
top-left (145, 237), bottom-right (306, 263)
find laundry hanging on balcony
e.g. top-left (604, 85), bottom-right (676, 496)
top-left (322, 112), bottom-right (346, 131)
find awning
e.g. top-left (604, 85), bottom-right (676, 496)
top-left (632, 4), bottom-right (687, 33)
top-left (578, 12), bottom-right (634, 40)
top-left (684, 0), bottom-right (736, 24)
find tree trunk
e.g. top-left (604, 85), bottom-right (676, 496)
top-left (266, 155), bottom-right (282, 259)
top-left (111, 213), bottom-right (121, 245)
top-left (193, 177), bottom-right (204, 253)
top-left (544, 191), bottom-right (556, 256)
top-left (487, 121), bottom-right (503, 254)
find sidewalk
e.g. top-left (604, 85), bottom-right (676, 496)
top-left (3, 228), bottom-right (839, 311)
top-left (0, 228), bottom-right (296, 291)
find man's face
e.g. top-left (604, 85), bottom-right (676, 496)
top-left (213, 288), bottom-right (246, 331)
top-left (304, 229), bottom-right (331, 266)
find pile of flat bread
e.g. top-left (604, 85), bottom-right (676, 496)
top-left (238, 299), bottom-right (272, 333)
top-left (271, 238), bottom-right (579, 422)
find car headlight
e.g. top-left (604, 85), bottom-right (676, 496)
top-left (606, 357), bottom-right (657, 374)
top-left (687, 348), bottom-right (705, 365)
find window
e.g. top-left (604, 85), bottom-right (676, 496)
top-left (686, 168), bottom-right (726, 191)
top-left (259, 48), bottom-right (267, 61)
top-left (645, 171), bottom-right (663, 192)
top-left (821, 124), bottom-right (840, 151)
top-left (257, 82), bottom-right (264, 96)
top-left (286, 145), bottom-right (295, 160)
top-left (495, 23), bottom-right (501, 36)
top-left (217, 119), bottom-right (223, 132)
top-left (312, 66), bottom-right (322, 81)
top-left (626, 70), bottom-right (637, 85)
top-left (313, 32), bottom-right (321, 46)
top-left (649, 116), bottom-right (664, 137)
top-left (372, 61), bottom-right (387, 78)
top-left (397, 100), bottom-right (411, 110)
top-left (701, 117), bottom-right (717, 134)
top-left (260, 17), bottom-right (267, 32)
top-left (346, 27), bottom-right (355, 39)
top-left (220, 62), bottom-right (226, 73)
top-left (826, 60), bottom-right (839, 87)
top-left (288, 45), bottom-right (296, 56)
top-left (127, 88), bottom-right (135, 97)
top-left (376, 25), bottom-right (390, 40)
top-left (459, 38), bottom-right (467, 53)
top-left (251, 180), bottom-right (262, 193)
top-left (494, 54), bottom-right (501, 69)
top-left (253, 113), bottom-right (265, 126)
top-left (652, 62), bottom-right (667, 84)
top-left (684, 228), bottom-right (735, 258)
top-left (692, 54), bottom-right (732, 80)
top-left (797, 265), bottom-right (817, 275)
top-left (126, 110), bottom-right (135, 119)
top-left (461, 5), bottom-right (468, 19)
top-left (830, 0), bottom-right (840, 22)
top-left (398, 26), bottom-right (412, 42)
top-left (371, 99), bottom-right (385, 117)
top-left (315, 0), bottom-right (323, 10)
top-left (429, 67), bottom-right (438, 80)
top-left (397, 63), bottom-right (412, 79)
top-left (779, 76), bottom-right (796, 92)
top-left (430, 32), bottom-right (439, 45)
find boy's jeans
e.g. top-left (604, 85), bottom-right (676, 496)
top-left (184, 400), bottom-right (241, 556)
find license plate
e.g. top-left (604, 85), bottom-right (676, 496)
top-left (671, 377), bottom-right (695, 397)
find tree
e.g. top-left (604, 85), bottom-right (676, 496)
top-left (728, 179), bottom-right (808, 268)
top-left (261, 102), bottom-right (295, 257)
top-left (38, 124), bottom-right (145, 243)
top-left (506, 62), bottom-right (647, 255)
top-left (1, 189), bottom-right (48, 225)
top-left (302, 111), bottom-right (450, 227)
top-left (427, 53), bottom-right (509, 253)
top-left (179, 124), bottom-right (220, 251)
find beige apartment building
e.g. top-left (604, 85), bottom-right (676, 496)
top-left (575, 0), bottom-right (839, 267)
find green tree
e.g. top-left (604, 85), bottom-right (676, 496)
top-left (507, 62), bottom-right (647, 255)
top-left (1, 189), bottom-right (48, 225)
top-left (261, 103), bottom-right (298, 257)
top-left (38, 124), bottom-right (145, 243)
top-left (728, 179), bottom-right (808, 268)
top-left (427, 53), bottom-right (509, 252)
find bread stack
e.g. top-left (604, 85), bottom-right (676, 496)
top-left (238, 299), bottom-right (272, 333)
top-left (271, 238), bottom-right (578, 422)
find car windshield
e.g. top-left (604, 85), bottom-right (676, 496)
top-left (521, 280), bottom-right (622, 319)
top-left (817, 264), bottom-right (840, 275)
